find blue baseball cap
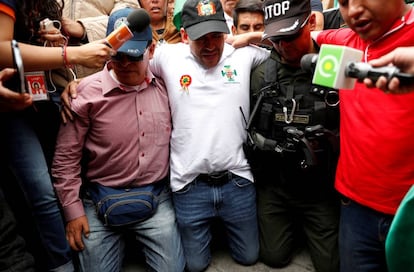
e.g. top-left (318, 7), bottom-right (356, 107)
top-left (106, 8), bottom-right (153, 57)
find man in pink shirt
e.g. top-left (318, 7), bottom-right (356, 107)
top-left (51, 8), bottom-right (184, 272)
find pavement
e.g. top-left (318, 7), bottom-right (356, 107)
top-left (123, 232), bottom-right (315, 272)
top-left (124, 247), bottom-right (315, 272)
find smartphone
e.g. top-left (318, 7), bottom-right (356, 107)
top-left (4, 40), bottom-right (28, 93)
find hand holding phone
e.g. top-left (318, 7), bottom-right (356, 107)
top-left (4, 40), bottom-right (28, 93)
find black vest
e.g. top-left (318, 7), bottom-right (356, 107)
top-left (248, 57), bottom-right (340, 177)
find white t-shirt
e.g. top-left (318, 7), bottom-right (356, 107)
top-left (151, 42), bottom-right (269, 191)
top-left (224, 12), bottom-right (234, 36)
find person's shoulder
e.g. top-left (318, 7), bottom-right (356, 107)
top-left (254, 50), bottom-right (280, 73)
top-left (250, 61), bottom-right (267, 95)
top-left (232, 43), bottom-right (270, 56)
top-left (151, 76), bottom-right (168, 94)
top-left (75, 71), bottom-right (107, 102)
top-left (317, 28), bottom-right (354, 44)
top-left (248, 44), bottom-right (271, 53)
top-left (71, 71), bottom-right (109, 114)
top-left (158, 42), bottom-right (187, 50)
top-left (77, 71), bottom-right (102, 90)
top-left (0, 0), bottom-right (17, 19)
top-left (154, 42), bottom-right (188, 58)
top-left (233, 44), bottom-right (270, 66)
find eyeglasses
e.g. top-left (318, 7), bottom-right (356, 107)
top-left (111, 51), bottom-right (146, 62)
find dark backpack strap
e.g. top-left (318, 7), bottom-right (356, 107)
top-left (264, 57), bottom-right (278, 87)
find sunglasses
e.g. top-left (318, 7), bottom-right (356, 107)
top-left (111, 51), bottom-right (146, 62)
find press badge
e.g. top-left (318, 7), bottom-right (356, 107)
top-left (26, 71), bottom-right (49, 101)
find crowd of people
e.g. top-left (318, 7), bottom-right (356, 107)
top-left (0, 0), bottom-right (414, 271)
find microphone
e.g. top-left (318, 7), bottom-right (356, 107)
top-left (105, 8), bottom-right (151, 51)
top-left (301, 44), bottom-right (414, 90)
top-left (301, 44), bottom-right (363, 90)
top-left (345, 62), bottom-right (414, 86)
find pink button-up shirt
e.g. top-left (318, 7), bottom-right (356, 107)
top-left (52, 66), bottom-right (171, 222)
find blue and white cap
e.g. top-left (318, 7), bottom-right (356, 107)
top-left (106, 8), bottom-right (153, 57)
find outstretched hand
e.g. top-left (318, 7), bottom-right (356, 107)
top-left (66, 40), bottom-right (114, 69)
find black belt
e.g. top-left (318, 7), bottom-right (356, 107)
top-left (197, 171), bottom-right (231, 186)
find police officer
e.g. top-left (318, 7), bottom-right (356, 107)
top-left (248, 0), bottom-right (340, 271)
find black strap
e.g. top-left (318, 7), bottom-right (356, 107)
top-left (264, 57), bottom-right (278, 89)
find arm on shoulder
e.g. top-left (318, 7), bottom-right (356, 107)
top-left (227, 32), bottom-right (267, 48)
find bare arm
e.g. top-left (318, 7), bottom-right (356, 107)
top-left (0, 12), bottom-right (113, 72)
top-left (0, 41), bottom-right (112, 72)
top-left (226, 31), bottom-right (272, 48)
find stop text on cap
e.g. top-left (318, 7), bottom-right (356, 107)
top-left (264, 0), bottom-right (290, 20)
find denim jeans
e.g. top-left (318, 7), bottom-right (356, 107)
top-left (0, 111), bottom-right (74, 272)
top-left (339, 197), bottom-right (393, 272)
top-left (0, 189), bottom-right (35, 272)
top-left (173, 174), bottom-right (259, 272)
top-left (79, 186), bottom-right (185, 272)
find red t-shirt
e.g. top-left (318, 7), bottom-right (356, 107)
top-left (317, 9), bottom-right (414, 215)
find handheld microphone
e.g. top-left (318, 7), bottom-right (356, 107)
top-left (301, 44), bottom-right (414, 90)
top-left (105, 9), bottom-right (151, 51)
top-left (345, 62), bottom-right (414, 86)
top-left (301, 44), bottom-right (363, 90)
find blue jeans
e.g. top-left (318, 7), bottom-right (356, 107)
top-left (173, 174), bottom-right (259, 272)
top-left (79, 186), bottom-right (185, 272)
top-left (339, 197), bottom-right (393, 272)
top-left (0, 189), bottom-right (35, 272)
top-left (0, 112), bottom-right (73, 272)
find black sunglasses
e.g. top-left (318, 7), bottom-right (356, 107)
top-left (111, 52), bottom-right (145, 62)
